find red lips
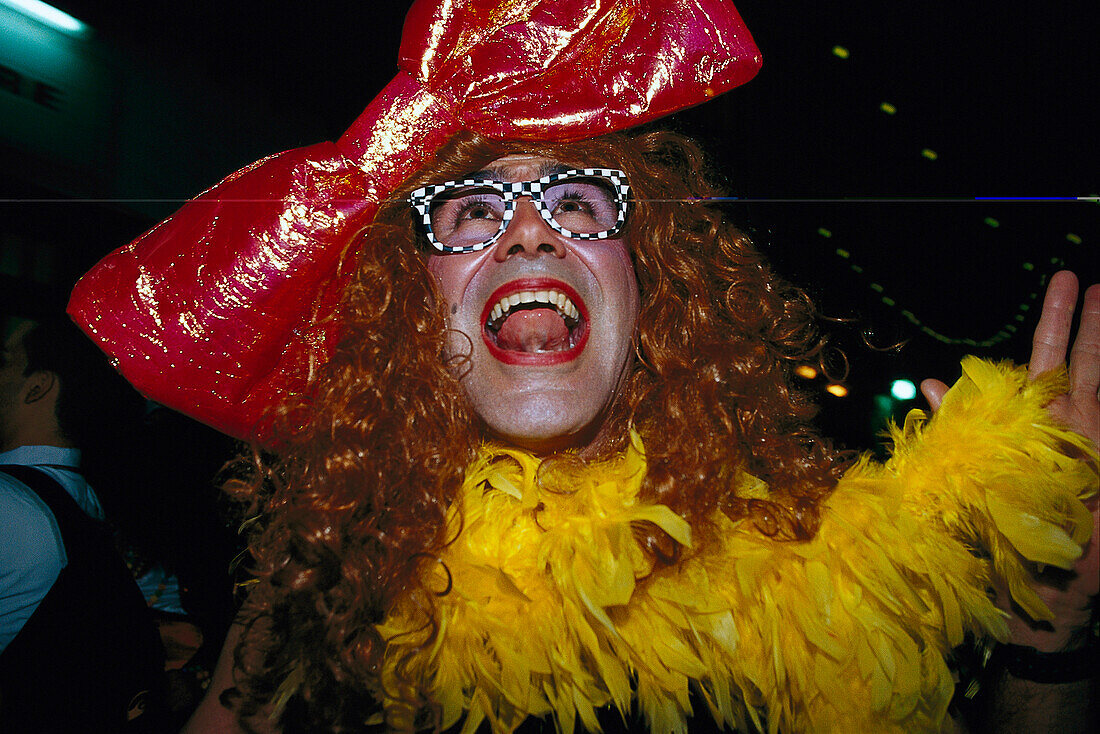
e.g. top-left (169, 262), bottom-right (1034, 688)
top-left (481, 278), bottom-right (589, 365)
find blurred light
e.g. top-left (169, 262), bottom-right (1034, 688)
top-left (1066, 233), bottom-right (1082, 244)
top-left (1, 0), bottom-right (90, 37)
top-left (1022, 262), bottom-right (1034, 271)
top-left (826, 384), bottom-right (849, 398)
top-left (984, 217), bottom-right (1000, 228)
top-left (817, 227), bottom-right (832, 238)
top-left (832, 45), bottom-right (850, 59)
top-left (880, 102), bottom-right (897, 114)
top-left (921, 148), bottom-right (938, 160)
top-left (794, 365), bottom-right (818, 380)
top-left (890, 379), bottom-right (917, 401)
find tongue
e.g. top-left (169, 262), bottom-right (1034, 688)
top-left (496, 308), bottom-right (570, 352)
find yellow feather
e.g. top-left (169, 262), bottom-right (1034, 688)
top-left (369, 365), bottom-right (1097, 733)
top-left (986, 491), bottom-right (1085, 567)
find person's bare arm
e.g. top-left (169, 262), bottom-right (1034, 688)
top-left (182, 623), bottom-right (281, 734)
top-left (181, 623), bottom-right (245, 733)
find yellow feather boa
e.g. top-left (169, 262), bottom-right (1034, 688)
top-left (376, 359), bottom-right (1097, 733)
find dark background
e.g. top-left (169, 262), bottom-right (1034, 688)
top-left (2, 0), bottom-right (1096, 450)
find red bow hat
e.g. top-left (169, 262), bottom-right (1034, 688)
top-left (68, 0), bottom-right (761, 442)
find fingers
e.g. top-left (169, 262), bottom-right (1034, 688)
top-left (1029, 270), bottom-right (1079, 380)
top-left (1068, 283), bottom-right (1100, 402)
top-left (920, 379), bottom-right (948, 411)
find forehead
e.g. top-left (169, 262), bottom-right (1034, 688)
top-left (471, 154), bottom-right (571, 182)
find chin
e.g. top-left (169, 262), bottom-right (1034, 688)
top-left (480, 409), bottom-right (602, 454)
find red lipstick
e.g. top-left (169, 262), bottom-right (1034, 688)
top-left (481, 278), bottom-right (589, 365)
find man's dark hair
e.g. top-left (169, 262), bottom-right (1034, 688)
top-left (20, 315), bottom-right (143, 450)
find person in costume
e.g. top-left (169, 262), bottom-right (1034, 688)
top-left (66, 1), bottom-right (1097, 732)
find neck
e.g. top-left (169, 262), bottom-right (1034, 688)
top-left (485, 412), bottom-right (625, 460)
top-left (1, 429), bottom-right (74, 453)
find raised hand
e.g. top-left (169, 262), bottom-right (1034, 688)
top-left (922, 270), bottom-right (1099, 653)
top-left (1027, 271), bottom-right (1100, 451)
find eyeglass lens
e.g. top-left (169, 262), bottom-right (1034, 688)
top-left (428, 176), bottom-right (620, 250)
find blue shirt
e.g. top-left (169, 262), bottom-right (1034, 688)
top-left (0, 445), bottom-right (103, 652)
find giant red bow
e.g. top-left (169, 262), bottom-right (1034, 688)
top-left (68, 0), bottom-right (761, 442)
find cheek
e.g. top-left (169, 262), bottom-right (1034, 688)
top-left (425, 254), bottom-right (451, 286)
top-left (426, 254), bottom-right (476, 304)
top-left (595, 243), bottom-right (640, 318)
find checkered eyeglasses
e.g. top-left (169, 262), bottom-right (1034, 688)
top-left (408, 168), bottom-right (630, 253)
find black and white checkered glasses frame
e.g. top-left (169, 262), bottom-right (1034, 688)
top-left (408, 168), bottom-right (631, 254)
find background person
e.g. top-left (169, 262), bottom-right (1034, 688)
top-left (0, 314), bottom-right (166, 731)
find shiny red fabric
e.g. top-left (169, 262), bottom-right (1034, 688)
top-left (68, 0), bottom-right (761, 443)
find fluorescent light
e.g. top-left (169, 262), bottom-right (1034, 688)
top-left (2, 0), bottom-right (91, 38)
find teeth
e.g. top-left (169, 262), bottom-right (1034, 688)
top-left (486, 288), bottom-right (581, 328)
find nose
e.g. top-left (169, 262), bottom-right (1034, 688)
top-left (492, 196), bottom-right (567, 262)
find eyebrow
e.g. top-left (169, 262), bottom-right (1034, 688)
top-left (466, 162), bottom-right (573, 181)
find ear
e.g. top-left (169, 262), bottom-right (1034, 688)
top-left (22, 371), bottom-right (58, 405)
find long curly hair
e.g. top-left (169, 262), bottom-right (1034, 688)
top-left (227, 130), bottom-right (848, 731)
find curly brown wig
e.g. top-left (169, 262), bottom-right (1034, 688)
top-left (226, 130), bottom-right (848, 731)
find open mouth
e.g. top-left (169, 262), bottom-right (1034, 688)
top-left (481, 278), bottom-right (589, 364)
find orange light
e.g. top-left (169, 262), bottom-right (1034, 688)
top-left (826, 383), bottom-right (849, 398)
top-left (794, 365), bottom-right (818, 379)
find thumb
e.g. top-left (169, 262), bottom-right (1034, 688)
top-left (920, 379), bottom-right (948, 412)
